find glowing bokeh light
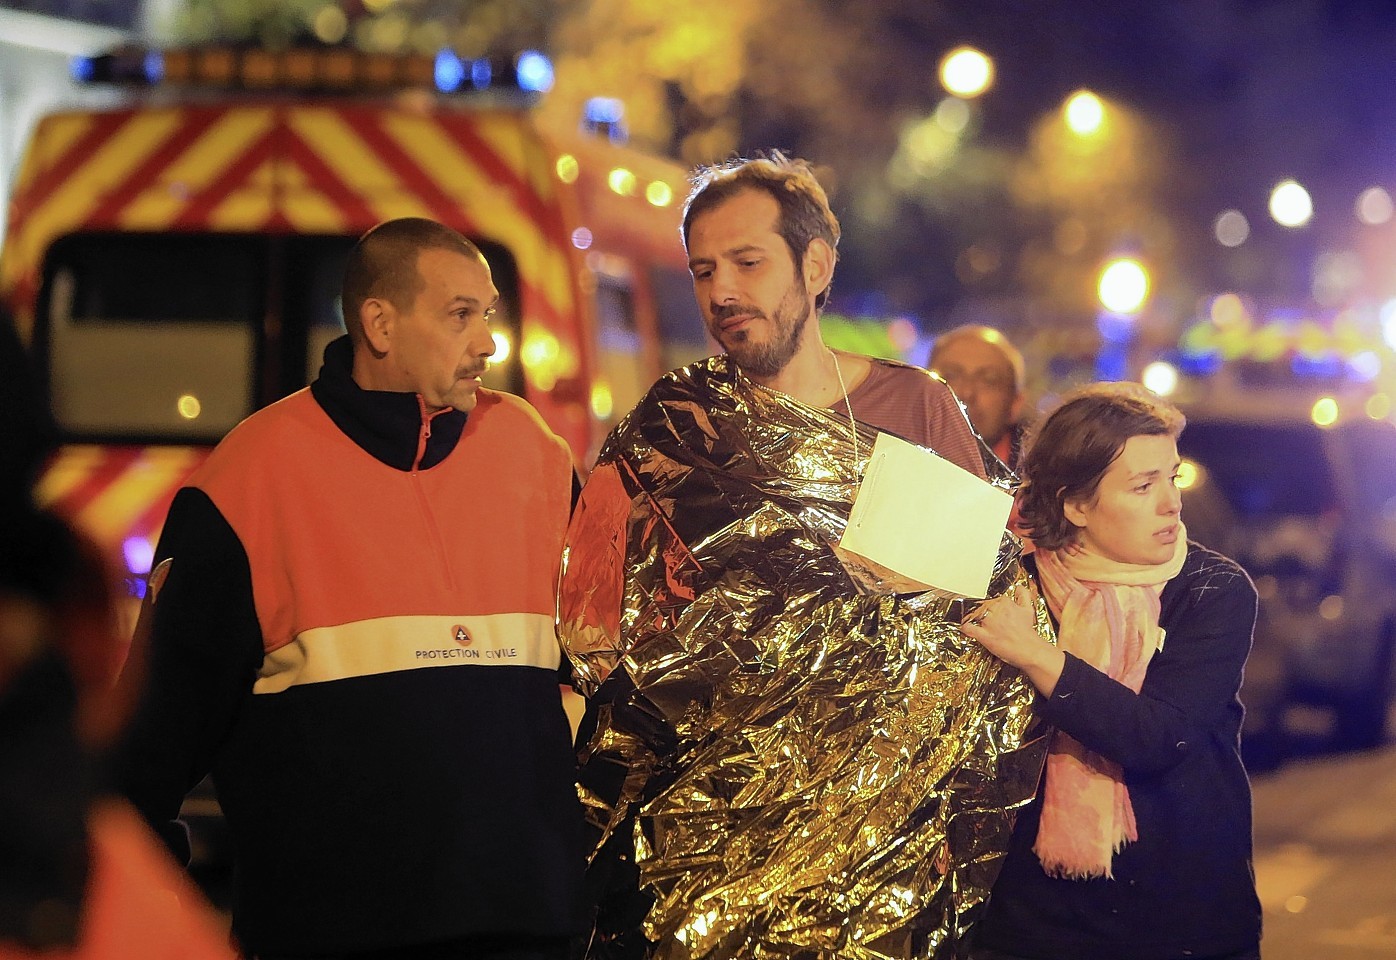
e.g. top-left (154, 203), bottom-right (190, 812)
top-left (1348, 350), bottom-right (1381, 381)
top-left (1356, 186), bottom-right (1393, 225)
top-left (1210, 293), bottom-right (1249, 329)
top-left (312, 5), bottom-right (348, 44)
top-left (520, 331), bottom-right (563, 391)
top-left (177, 394), bottom-right (201, 420)
top-left (590, 381), bottom-right (614, 420)
top-left (515, 50), bottom-right (553, 93)
top-left (1381, 299), bottom-right (1396, 350)
top-left (1311, 396), bottom-right (1339, 427)
top-left (1175, 460), bottom-right (1201, 491)
top-left (1269, 180), bottom-right (1313, 227)
top-left (1319, 595), bottom-right (1344, 621)
top-left (490, 331), bottom-right (511, 364)
top-left (555, 154), bottom-right (579, 184)
top-left (645, 180), bottom-right (673, 207)
top-left (1367, 393), bottom-right (1392, 420)
top-left (1097, 257), bottom-right (1150, 315)
top-left (939, 47), bottom-right (994, 98)
top-left (607, 167), bottom-right (637, 196)
top-left (1141, 361), bottom-right (1179, 397)
top-left (123, 536), bottom-right (154, 576)
top-left (584, 97), bottom-right (624, 124)
top-left (1064, 91), bottom-right (1105, 136)
top-left (1213, 209), bottom-right (1250, 247)
top-left (887, 317), bottom-right (918, 353)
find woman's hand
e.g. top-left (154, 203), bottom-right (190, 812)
top-left (960, 584), bottom-right (1065, 697)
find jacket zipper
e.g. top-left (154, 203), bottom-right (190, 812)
top-left (411, 395), bottom-right (457, 590)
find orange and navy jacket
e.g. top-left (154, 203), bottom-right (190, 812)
top-left (116, 337), bottom-right (585, 955)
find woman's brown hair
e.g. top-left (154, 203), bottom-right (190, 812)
top-left (1017, 382), bottom-right (1185, 551)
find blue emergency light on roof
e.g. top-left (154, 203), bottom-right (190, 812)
top-left (71, 43), bottom-right (553, 99)
top-left (70, 55), bottom-right (95, 83)
top-left (585, 97), bottom-right (625, 124)
top-left (433, 50), bottom-right (466, 92)
top-left (471, 58), bottom-right (493, 90)
top-left (71, 50), bottom-right (160, 84)
top-left (516, 50), bottom-right (554, 93)
top-left (583, 96), bottom-right (629, 144)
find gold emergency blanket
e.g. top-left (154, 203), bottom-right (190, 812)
top-left (561, 357), bottom-right (1049, 959)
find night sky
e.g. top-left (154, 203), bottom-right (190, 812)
top-left (728, 0), bottom-right (1396, 324)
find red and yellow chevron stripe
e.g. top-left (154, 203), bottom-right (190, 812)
top-left (0, 102), bottom-right (593, 453)
top-left (36, 444), bottom-right (207, 551)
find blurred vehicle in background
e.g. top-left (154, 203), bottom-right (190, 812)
top-left (1, 43), bottom-right (715, 623)
top-left (1178, 396), bottom-right (1396, 750)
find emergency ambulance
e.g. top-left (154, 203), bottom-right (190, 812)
top-left (0, 43), bottom-right (710, 616)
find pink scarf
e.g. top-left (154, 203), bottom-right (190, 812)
top-left (1031, 527), bottom-right (1188, 879)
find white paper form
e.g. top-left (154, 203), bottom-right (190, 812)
top-left (838, 432), bottom-right (1013, 598)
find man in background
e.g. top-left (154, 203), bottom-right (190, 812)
top-left (930, 324), bottom-right (1028, 468)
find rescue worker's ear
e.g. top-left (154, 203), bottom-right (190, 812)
top-left (359, 297), bottom-right (394, 355)
top-left (802, 238), bottom-right (835, 303)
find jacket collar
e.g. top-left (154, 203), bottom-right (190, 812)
top-left (309, 336), bottom-right (467, 471)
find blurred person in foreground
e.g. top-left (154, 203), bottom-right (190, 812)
top-left (960, 382), bottom-right (1262, 960)
top-left (929, 325), bottom-right (1028, 470)
top-left (116, 218), bottom-right (586, 959)
top-left (558, 154), bottom-right (1049, 958)
top-left (0, 314), bottom-right (236, 960)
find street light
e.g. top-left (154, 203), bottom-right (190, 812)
top-left (939, 46), bottom-right (993, 98)
top-left (1269, 179), bottom-right (1313, 228)
top-left (1063, 90), bottom-right (1105, 136)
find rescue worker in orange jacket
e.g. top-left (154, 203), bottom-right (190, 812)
top-left (115, 219), bottom-right (586, 959)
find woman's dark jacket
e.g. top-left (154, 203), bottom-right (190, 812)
top-left (974, 542), bottom-right (1263, 960)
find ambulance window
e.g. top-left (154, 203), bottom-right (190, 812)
top-left (471, 239), bottom-right (523, 396)
top-left (596, 275), bottom-right (638, 339)
top-left (593, 271), bottom-right (647, 423)
top-left (41, 233), bottom-right (259, 440)
top-left (650, 266), bottom-right (710, 370)
top-left (292, 235), bottom-right (356, 383)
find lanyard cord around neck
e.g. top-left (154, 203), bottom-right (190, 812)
top-left (831, 350), bottom-right (859, 465)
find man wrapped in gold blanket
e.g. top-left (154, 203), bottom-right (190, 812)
top-left (560, 154), bottom-right (1050, 960)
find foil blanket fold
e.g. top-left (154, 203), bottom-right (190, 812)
top-left (561, 357), bottom-right (1050, 959)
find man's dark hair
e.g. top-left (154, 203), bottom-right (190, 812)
top-left (681, 152), bottom-right (841, 309)
top-left (1017, 382), bottom-right (1185, 551)
top-left (342, 218), bottom-right (482, 341)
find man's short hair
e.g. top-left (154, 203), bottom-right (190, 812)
top-left (929, 324), bottom-right (1027, 395)
top-left (681, 152), bottom-right (841, 309)
top-left (342, 218), bottom-right (482, 341)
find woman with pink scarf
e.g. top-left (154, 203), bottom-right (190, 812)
top-left (962, 383), bottom-right (1262, 960)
